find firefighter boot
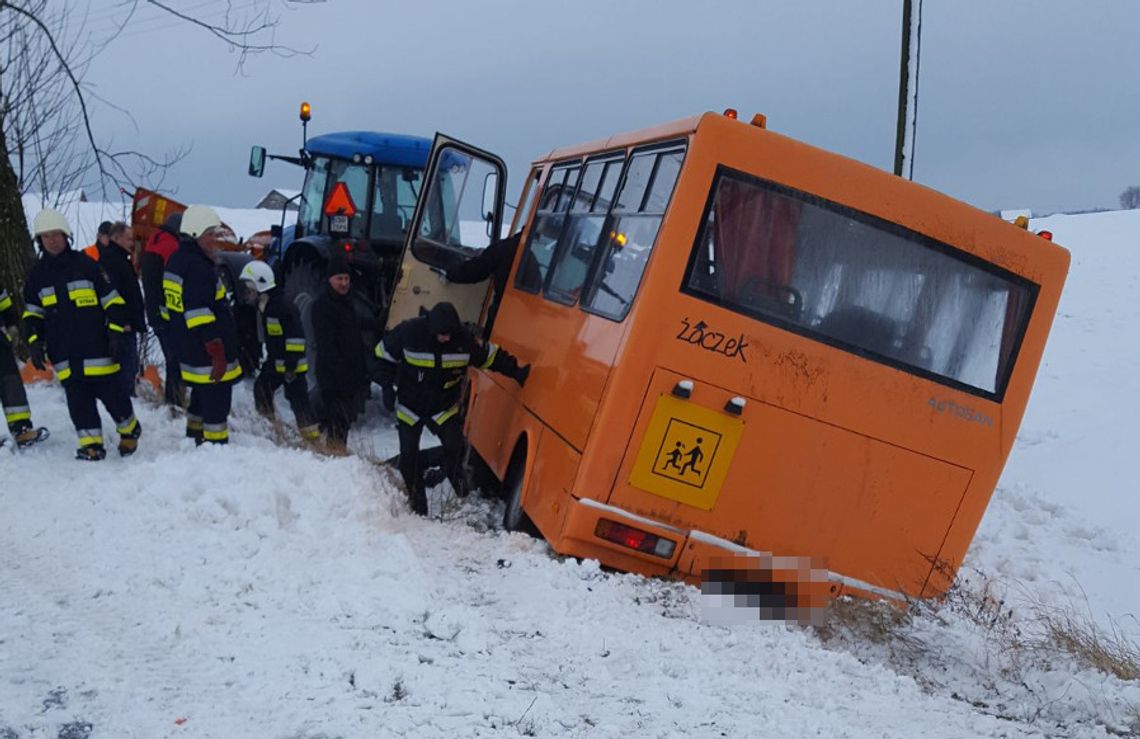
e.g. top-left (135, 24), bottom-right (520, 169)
top-left (118, 419), bottom-right (143, 457)
top-left (409, 481), bottom-right (429, 517)
top-left (76, 444), bottom-right (107, 462)
top-left (422, 467), bottom-right (447, 489)
top-left (186, 416), bottom-right (204, 445)
top-left (13, 424), bottom-right (49, 448)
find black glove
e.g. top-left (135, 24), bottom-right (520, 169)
top-left (382, 384), bottom-right (396, 412)
top-left (107, 331), bottom-right (122, 361)
top-left (29, 341), bottom-right (46, 371)
top-left (514, 363), bottom-right (531, 387)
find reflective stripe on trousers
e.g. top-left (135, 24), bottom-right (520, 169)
top-left (180, 361), bottom-right (243, 384)
top-left (4, 405), bottom-right (31, 425)
top-left (77, 428), bottom-right (103, 448)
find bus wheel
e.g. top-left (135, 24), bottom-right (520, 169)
top-left (502, 453), bottom-right (539, 537)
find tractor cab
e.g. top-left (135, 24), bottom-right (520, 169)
top-left (247, 103), bottom-right (504, 389)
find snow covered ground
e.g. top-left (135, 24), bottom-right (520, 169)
top-left (2, 209), bottom-right (1139, 738)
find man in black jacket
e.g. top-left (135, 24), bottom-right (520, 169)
top-left (99, 222), bottom-right (146, 396)
top-left (164, 205), bottom-right (243, 444)
top-left (23, 208), bottom-right (140, 460)
top-left (376, 301), bottom-right (529, 515)
top-left (311, 255), bottom-right (369, 452)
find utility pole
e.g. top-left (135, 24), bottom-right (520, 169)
top-left (893, 0), bottom-right (913, 177)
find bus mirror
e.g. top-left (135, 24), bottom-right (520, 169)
top-left (482, 172), bottom-right (498, 227)
top-left (248, 146), bottom-right (266, 178)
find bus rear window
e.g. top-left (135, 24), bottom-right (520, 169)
top-left (684, 168), bottom-right (1038, 399)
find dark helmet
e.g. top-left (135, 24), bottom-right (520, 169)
top-left (428, 302), bottom-right (461, 336)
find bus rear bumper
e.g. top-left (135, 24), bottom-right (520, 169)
top-left (557, 496), bottom-right (905, 606)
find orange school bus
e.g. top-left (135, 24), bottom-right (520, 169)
top-left (382, 112), bottom-right (1069, 602)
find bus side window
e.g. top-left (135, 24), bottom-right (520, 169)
top-left (545, 156), bottom-right (623, 304)
top-left (683, 169), bottom-right (1037, 398)
top-left (582, 143), bottom-right (686, 320)
top-left (515, 163), bottom-right (580, 293)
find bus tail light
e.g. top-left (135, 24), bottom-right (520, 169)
top-left (595, 519), bottom-right (676, 558)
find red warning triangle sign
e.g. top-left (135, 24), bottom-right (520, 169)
top-left (323, 182), bottom-right (358, 218)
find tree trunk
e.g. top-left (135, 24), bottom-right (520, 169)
top-left (0, 118), bottom-right (35, 315)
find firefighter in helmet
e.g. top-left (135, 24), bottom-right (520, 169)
top-left (163, 205), bottom-right (242, 444)
top-left (238, 260), bottom-right (320, 442)
top-left (376, 301), bottom-right (529, 515)
top-left (22, 208), bottom-right (141, 460)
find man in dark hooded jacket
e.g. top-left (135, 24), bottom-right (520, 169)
top-left (311, 255), bottom-right (370, 451)
top-left (376, 301), bottom-right (529, 515)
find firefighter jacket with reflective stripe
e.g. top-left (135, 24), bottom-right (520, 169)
top-left (163, 237), bottom-right (242, 385)
top-left (376, 315), bottom-right (520, 425)
top-left (260, 287), bottom-right (308, 375)
top-left (96, 243), bottom-right (146, 333)
top-left (0, 288), bottom-right (17, 354)
top-left (21, 249), bottom-right (127, 383)
top-left (141, 227), bottom-right (179, 328)
top-left (0, 287), bottom-right (16, 328)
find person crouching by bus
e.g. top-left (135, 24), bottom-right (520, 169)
top-left (164, 205), bottom-right (242, 445)
top-left (375, 301), bottom-right (530, 516)
top-left (140, 212), bottom-right (184, 407)
top-left (238, 260), bottom-right (320, 443)
top-left (1, 285), bottom-right (47, 448)
top-left (312, 255), bottom-right (369, 455)
top-left (23, 208), bottom-right (141, 460)
top-left (97, 222), bottom-right (147, 397)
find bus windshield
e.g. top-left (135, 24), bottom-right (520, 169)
top-left (684, 168), bottom-right (1038, 399)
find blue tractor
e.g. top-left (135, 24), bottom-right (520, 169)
top-left (248, 104), bottom-right (434, 383)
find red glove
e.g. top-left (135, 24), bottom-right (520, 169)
top-left (204, 339), bottom-right (227, 382)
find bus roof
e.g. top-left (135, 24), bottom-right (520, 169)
top-left (535, 115), bottom-right (702, 164)
top-left (306, 131), bottom-right (432, 167)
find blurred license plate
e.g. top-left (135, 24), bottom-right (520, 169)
top-left (330, 215), bottom-right (349, 232)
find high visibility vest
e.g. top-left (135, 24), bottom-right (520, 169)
top-left (83, 244), bottom-right (101, 261)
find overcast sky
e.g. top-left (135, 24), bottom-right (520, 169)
top-left (81, 0), bottom-right (1139, 216)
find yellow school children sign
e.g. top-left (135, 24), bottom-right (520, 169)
top-left (629, 395), bottom-right (744, 510)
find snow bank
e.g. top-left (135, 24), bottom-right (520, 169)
top-left (2, 207), bottom-right (1139, 737)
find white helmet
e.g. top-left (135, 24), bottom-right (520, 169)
top-left (32, 208), bottom-right (71, 238)
top-left (181, 205), bottom-right (222, 239)
top-left (239, 260), bottom-right (276, 293)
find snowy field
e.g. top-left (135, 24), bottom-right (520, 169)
top-left (2, 209), bottom-right (1140, 737)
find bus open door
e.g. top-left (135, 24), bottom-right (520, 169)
top-left (383, 134), bottom-right (508, 331)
